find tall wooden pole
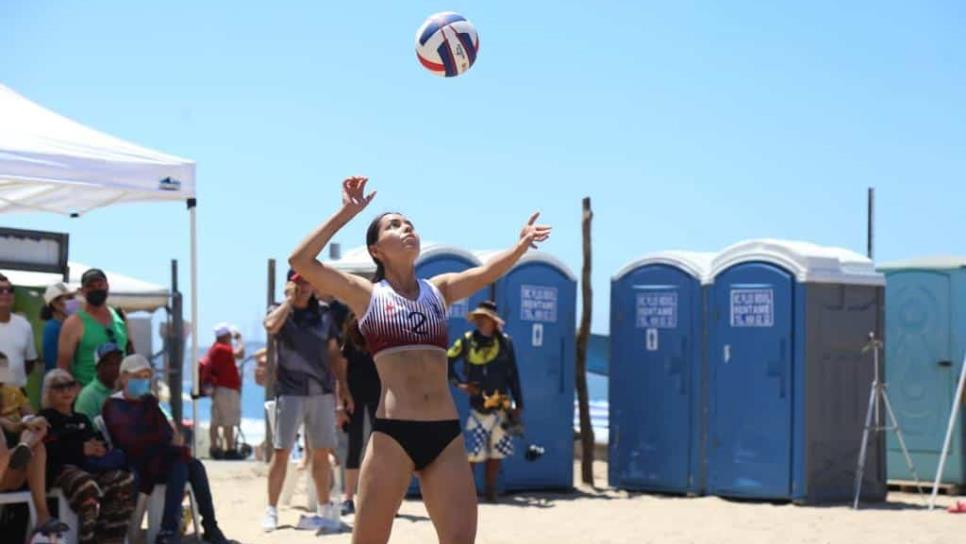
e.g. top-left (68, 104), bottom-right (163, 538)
top-left (576, 197), bottom-right (595, 485)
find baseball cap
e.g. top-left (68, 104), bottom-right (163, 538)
top-left (119, 354), bottom-right (151, 375)
top-left (214, 322), bottom-right (234, 338)
top-left (43, 282), bottom-right (72, 305)
top-left (95, 342), bottom-right (122, 364)
top-left (81, 268), bottom-right (107, 286)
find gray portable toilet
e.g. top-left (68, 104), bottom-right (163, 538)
top-left (877, 257), bottom-right (966, 487)
top-left (707, 239), bottom-right (886, 503)
top-left (609, 251), bottom-right (714, 494)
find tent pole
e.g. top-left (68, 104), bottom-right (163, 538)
top-left (188, 199), bottom-right (200, 456)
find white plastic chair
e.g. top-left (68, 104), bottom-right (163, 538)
top-left (97, 415), bottom-right (201, 542)
top-left (0, 490), bottom-right (35, 533)
top-left (50, 488), bottom-right (77, 542)
top-left (131, 483), bottom-right (201, 544)
top-left (0, 489), bottom-right (78, 542)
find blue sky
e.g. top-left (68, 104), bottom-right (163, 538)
top-left (2, 1), bottom-right (964, 342)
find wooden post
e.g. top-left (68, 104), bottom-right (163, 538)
top-left (575, 197), bottom-right (595, 485)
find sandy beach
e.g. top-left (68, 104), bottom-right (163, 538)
top-left (151, 459), bottom-right (966, 544)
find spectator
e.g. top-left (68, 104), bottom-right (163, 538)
top-left (253, 347), bottom-right (268, 387)
top-left (448, 300), bottom-right (525, 502)
top-left (40, 282), bottom-right (76, 373)
top-left (261, 270), bottom-right (344, 533)
top-left (206, 323), bottom-right (244, 460)
top-left (0, 353), bottom-right (69, 540)
top-left (39, 368), bottom-right (136, 544)
top-left (338, 313), bottom-right (380, 516)
top-left (74, 342), bottom-right (123, 420)
top-left (58, 268), bottom-right (132, 386)
top-left (0, 273), bottom-right (39, 389)
top-left (102, 354), bottom-right (234, 544)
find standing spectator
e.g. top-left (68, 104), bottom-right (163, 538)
top-left (102, 354), bottom-right (234, 544)
top-left (253, 347), bottom-right (268, 387)
top-left (206, 323), bottom-right (244, 459)
top-left (448, 300), bottom-right (525, 502)
top-left (39, 368), bottom-right (136, 544)
top-left (261, 270), bottom-right (344, 533)
top-left (338, 313), bottom-right (380, 516)
top-left (0, 273), bottom-right (39, 388)
top-left (74, 342), bottom-right (123, 420)
top-left (57, 268), bottom-right (132, 386)
top-left (40, 282), bottom-right (76, 373)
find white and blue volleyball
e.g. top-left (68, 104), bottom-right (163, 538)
top-left (415, 12), bottom-right (479, 77)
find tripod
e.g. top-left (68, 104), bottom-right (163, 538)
top-left (852, 331), bottom-right (924, 509)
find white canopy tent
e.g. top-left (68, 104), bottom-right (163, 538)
top-left (2, 261), bottom-right (169, 313)
top-left (0, 84), bottom-right (201, 440)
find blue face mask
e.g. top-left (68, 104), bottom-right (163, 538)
top-left (126, 378), bottom-right (150, 398)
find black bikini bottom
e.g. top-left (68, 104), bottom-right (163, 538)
top-left (372, 418), bottom-right (462, 470)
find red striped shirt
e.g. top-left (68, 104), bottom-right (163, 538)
top-left (359, 279), bottom-right (449, 358)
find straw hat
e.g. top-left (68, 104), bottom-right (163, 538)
top-left (466, 300), bottom-right (505, 327)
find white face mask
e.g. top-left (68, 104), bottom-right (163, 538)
top-left (64, 298), bottom-right (82, 316)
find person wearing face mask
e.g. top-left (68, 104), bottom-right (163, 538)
top-left (102, 354), bottom-right (235, 544)
top-left (40, 282), bottom-right (77, 373)
top-left (57, 268), bottom-right (133, 386)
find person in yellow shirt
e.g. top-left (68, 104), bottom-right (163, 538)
top-left (0, 353), bottom-right (69, 540)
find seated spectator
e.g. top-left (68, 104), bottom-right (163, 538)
top-left (0, 354), bottom-right (68, 540)
top-left (39, 369), bottom-right (136, 544)
top-left (102, 354), bottom-right (234, 544)
top-left (74, 342), bottom-right (122, 420)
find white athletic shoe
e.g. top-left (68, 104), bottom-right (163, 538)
top-left (262, 506), bottom-right (278, 532)
top-left (298, 513), bottom-right (341, 533)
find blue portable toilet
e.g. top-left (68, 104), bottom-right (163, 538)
top-left (878, 257), bottom-right (966, 486)
top-left (478, 250), bottom-right (577, 491)
top-left (707, 240), bottom-right (886, 503)
top-left (609, 251), bottom-right (714, 494)
top-left (411, 244), bottom-right (488, 494)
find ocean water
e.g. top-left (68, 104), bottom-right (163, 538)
top-left (180, 343), bottom-right (609, 445)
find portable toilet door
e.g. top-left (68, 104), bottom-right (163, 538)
top-left (707, 239), bottom-right (885, 502)
top-left (879, 257), bottom-right (966, 486)
top-left (484, 250), bottom-right (577, 491)
top-left (413, 245), bottom-right (489, 493)
top-left (608, 251), bottom-right (713, 494)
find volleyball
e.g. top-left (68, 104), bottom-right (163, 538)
top-left (415, 12), bottom-right (479, 77)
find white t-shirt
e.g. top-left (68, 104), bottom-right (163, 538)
top-left (0, 314), bottom-right (38, 387)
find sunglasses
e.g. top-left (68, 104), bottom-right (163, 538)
top-left (0, 287), bottom-right (13, 295)
top-left (51, 380), bottom-right (78, 391)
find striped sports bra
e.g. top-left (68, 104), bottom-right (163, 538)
top-left (359, 279), bottom-right (450, 358)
